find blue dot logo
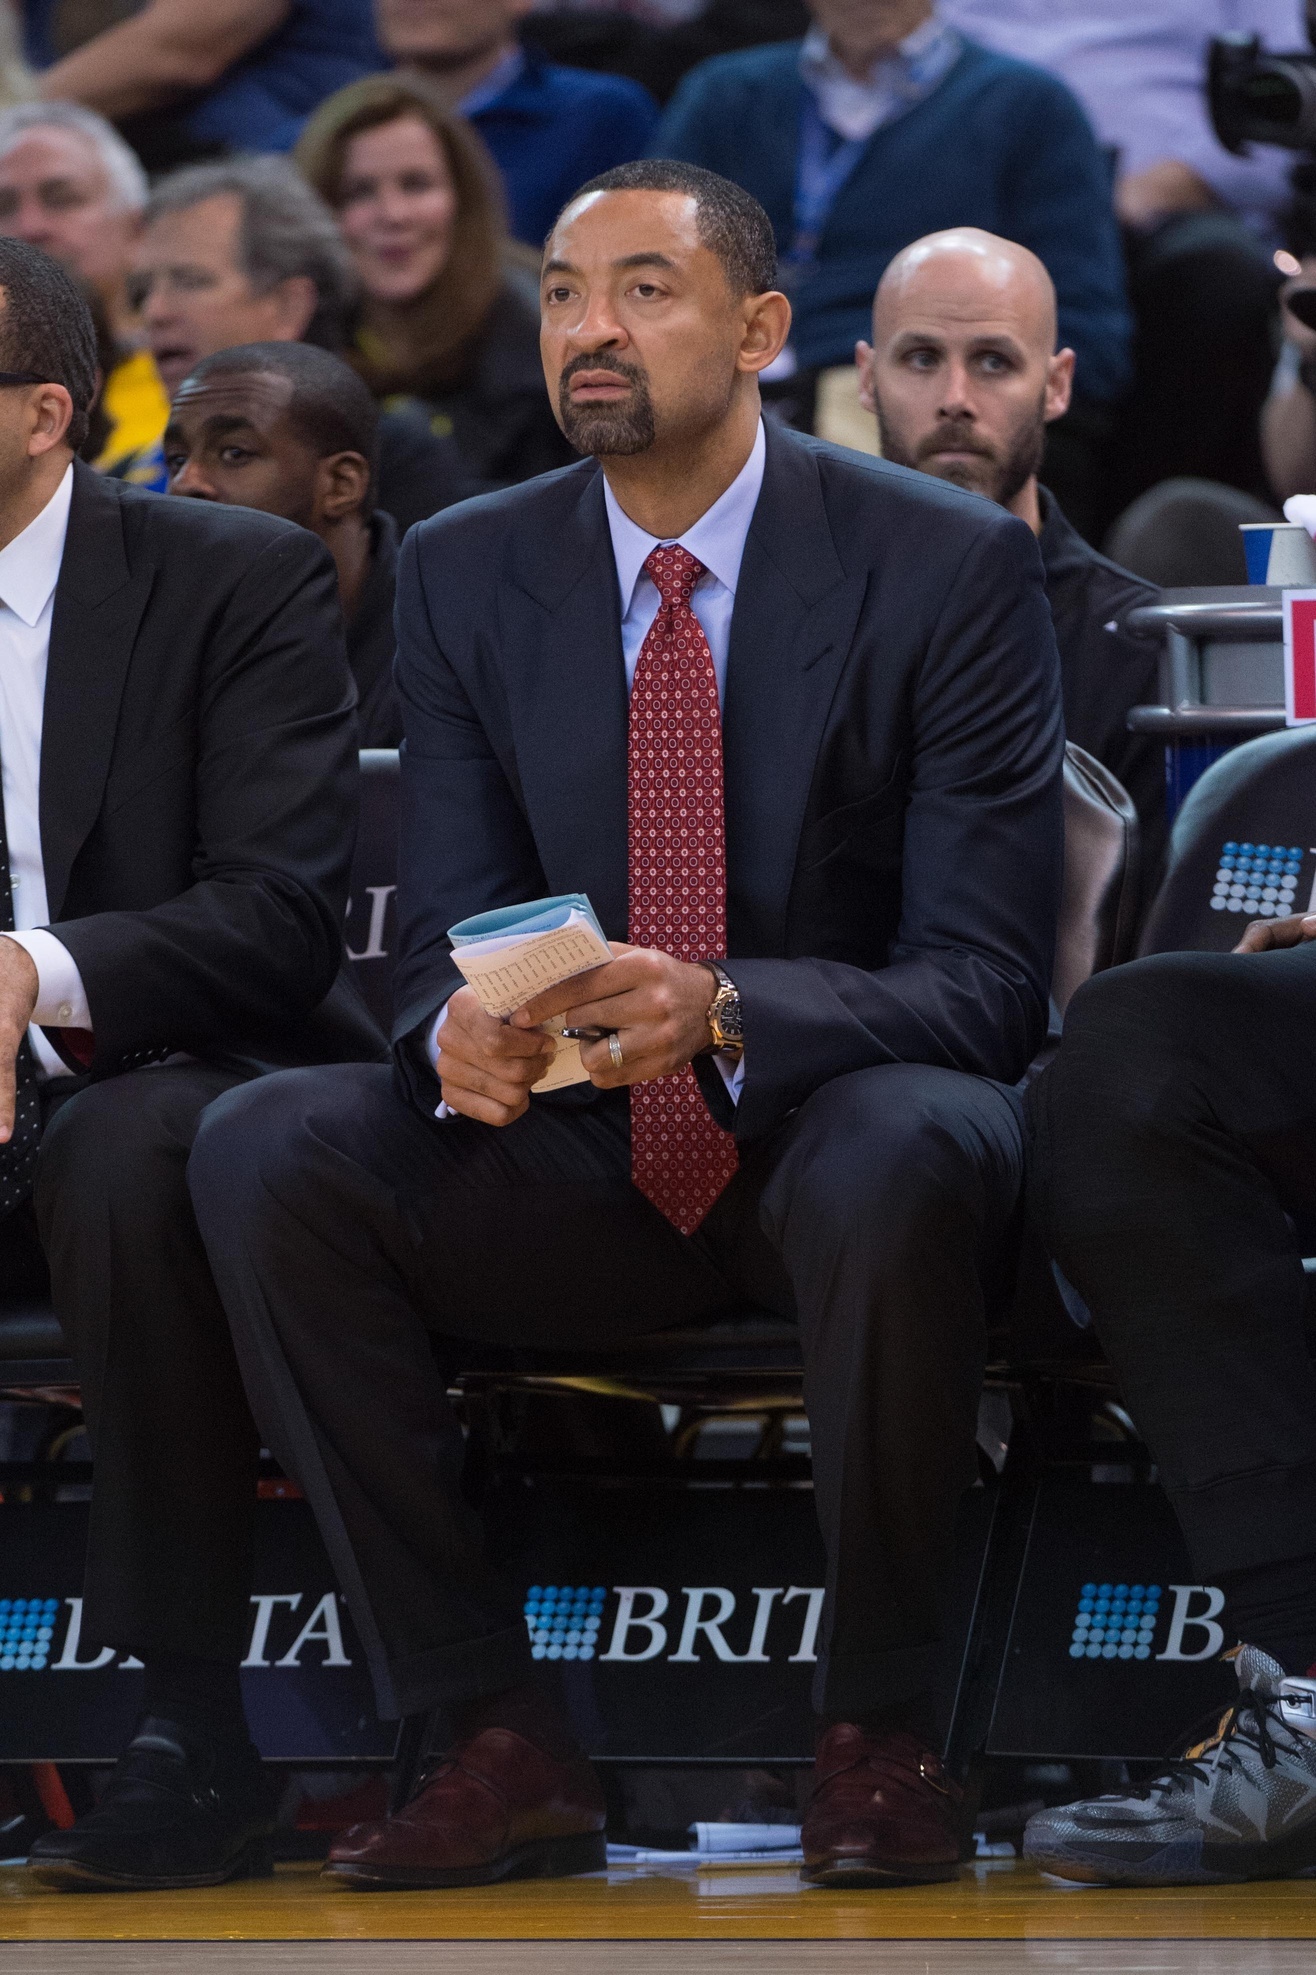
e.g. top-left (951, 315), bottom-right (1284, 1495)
top-left (524, 1584), bottom-right (606, 1662)
top-left (1068, 1582), bottom-right (1160, 1664)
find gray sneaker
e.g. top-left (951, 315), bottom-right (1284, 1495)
top-left (1023, 1645), bottom-right (1316, 1885)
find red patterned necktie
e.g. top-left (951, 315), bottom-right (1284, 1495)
top-left (627, 543), bottom-right (739, 1236)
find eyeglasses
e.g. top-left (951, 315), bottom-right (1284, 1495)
top-left (0, 372), bottom-right (51, 388)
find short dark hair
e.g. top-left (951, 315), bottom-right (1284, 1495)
top-left (146, 156), bottom-right (356, 351)
top-left (178, 341), bottom-right (380, 505)
top-left (558, 160), bottom-right (777, 297)
top-left (0, 237), bottom-right (97, 451)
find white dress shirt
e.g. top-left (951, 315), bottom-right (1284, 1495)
top-left (0, 465), bottom-right (92, 1078)
top-left (798, 13), bottom-right (963, 144)
top-left (605, 416), bottom-right (765, 698)
top-left (430, 424), bottom-right (766, 1109)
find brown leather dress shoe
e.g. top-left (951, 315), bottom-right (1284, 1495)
top-left (801, 1724), bottom-right (964, 1887)
top-left (324, 1725), bottom-right (607, 1890)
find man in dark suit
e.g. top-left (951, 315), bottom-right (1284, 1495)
top-left (190, 159), bottom-right (1065, 1890)
top-left (0, 240), bottom-right (384, 1891)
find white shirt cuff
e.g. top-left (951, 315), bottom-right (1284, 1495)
top-left (714, 1050), bottom-right (744, 1105)
top-left (3, 929), bottom-right (91, 1028)
top-left (429, 1001), bottom-right (456, 1118)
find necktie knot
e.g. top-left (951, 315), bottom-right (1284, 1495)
top-left (644, 543), bottom-right (704, 609)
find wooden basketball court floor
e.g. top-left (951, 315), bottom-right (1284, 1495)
top-left (1, 1859), bottom-right (1316, 1972)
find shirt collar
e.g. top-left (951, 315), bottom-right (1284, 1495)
top-left (799, 12), bottom-right (959, 106)
top-left (604, 419), bottom-right (767, 614)
top-left (0, 464), bottom-right (73, 628)
top-left (458, 46), bottom-right (527, 116)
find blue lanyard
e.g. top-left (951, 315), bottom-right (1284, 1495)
top-left (783, 95), bottom-right (869, 283)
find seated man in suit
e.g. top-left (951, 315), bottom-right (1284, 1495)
top-left (166, 342), bottom-right (404, 748)
top-left (0, 239), bottom-right (385, 1893)
top-left (857, 228), bottom-right (1165, 882)
top-left (190, 159), bottom-right (1065, 1892)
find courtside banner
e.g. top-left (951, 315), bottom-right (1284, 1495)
top-left (1284, 589), bottom-right (1316, 724)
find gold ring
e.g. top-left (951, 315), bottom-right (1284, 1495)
top-left (609, 1033), bottom-right (624, 1069)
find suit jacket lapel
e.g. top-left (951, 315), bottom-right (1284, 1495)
top-left (722, 425), bottom-right (863, 953)
top-left (41, 464), bottom-right (151, 919)
top-left (499, 466), bottom-right (630, 937)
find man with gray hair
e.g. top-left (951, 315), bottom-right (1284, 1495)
top-left (0, 101), bottom-right (147, 340)
top-left (133, 154), bottom-right (471, 534)
top-left (0, 101), bottom-right (167, 486)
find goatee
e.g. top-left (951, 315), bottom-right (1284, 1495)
top-left (557, 354), bottom-right (656, 456)
top-left (878, 402), bottom-right (1047, 509)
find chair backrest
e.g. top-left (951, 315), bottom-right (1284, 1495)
top-left (1053, 743), bottom-right (1141, 1015)
top-left (346, 749), bottom-right (400, 1035)
top-left (1137, 726), bottom-right (1316, 956)
top-left (1103, 477), bottom-right (1280, 588)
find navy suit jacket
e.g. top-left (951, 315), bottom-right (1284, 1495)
top-left (392, 422), bottom-right (1066, 1146)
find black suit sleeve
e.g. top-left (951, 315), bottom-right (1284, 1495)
top-left (51, 531), bottom-right (360, 1068)
top-left (730, 517), bottom-right (1065, 1143)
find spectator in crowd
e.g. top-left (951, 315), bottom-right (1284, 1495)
top-left (0, 101), bottom-right (168, 487)
top-left (296, 75), bottom-right (575, 484)
top-left (936, 0), bottom-right (1297, 529)
top-left (188, 160), bottom-right (1063, 1893)
top-left (166, 343), bottom-right (403, 746)
top-left (857, 228), bottom-right (1164, 876)
top-left (525, 0), bottom-right (810, 112)
top-left (131, 153), bottom-right (473, 534)
top-left (373, 0), bottom-right (658, 244)
top-left (1023, 914), bottom-right (1316, 1886)
top-left (23, 0), bottom-right (382, 171)
top-left (651, 0), bottom-right (1132, 534)
top-left (0, 237), bottom-right (380, 1895)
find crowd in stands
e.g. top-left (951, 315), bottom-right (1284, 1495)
top-left (8, 0), bottom-right (1316, 1906)
top-left (0, 0), bottom-right (1299, 747)
top-left (0, 0), bottom-right (1306, 562)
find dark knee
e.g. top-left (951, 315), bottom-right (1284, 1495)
top-left (763, 1065), bottom-right (1020, 1248)
top-left (188, 1070), bottom-right (321, 1206)
top-left (38, 1075), bottom-right (192, 1213)
top-left (1058, 954), bottom-right (1211, 1088)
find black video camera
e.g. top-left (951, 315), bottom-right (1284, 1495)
top-left (1210, 4), bottom-right (1316, 153)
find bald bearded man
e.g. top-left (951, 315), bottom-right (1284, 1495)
top-left (857, 228), bottom-right (1164, 880)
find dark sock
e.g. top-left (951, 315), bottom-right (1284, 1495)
top-left (825, 1689), bottom-right (937, 1747)
top-left (450, 1682), bottom-right (577, 1762)
top-left (140, 1653), bottom-right (249, 1748)
top-left (1217, 1555), bottom-right (1316, 1674)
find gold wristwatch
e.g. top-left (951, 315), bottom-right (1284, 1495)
top-left (699, 962), bottom-right (744, 1056)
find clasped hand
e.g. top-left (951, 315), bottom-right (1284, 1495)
top-left (436, 944), bottom-right (716, 1127)
top-left (0, 937), bottom-right (38, 1144)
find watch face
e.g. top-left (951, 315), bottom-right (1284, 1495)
top-left (717, 989), bottom-right (744, 1041)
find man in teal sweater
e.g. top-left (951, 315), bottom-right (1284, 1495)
top-left (650, 0), bottom-right (1131, 412)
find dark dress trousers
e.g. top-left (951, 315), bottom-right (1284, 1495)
top-left (9, 462), bottom-right (384, 1663)
top-left (1029, 943), bottom-right (1316, 1585)
top-left (190, 423), bottom-right (1066, 1723)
